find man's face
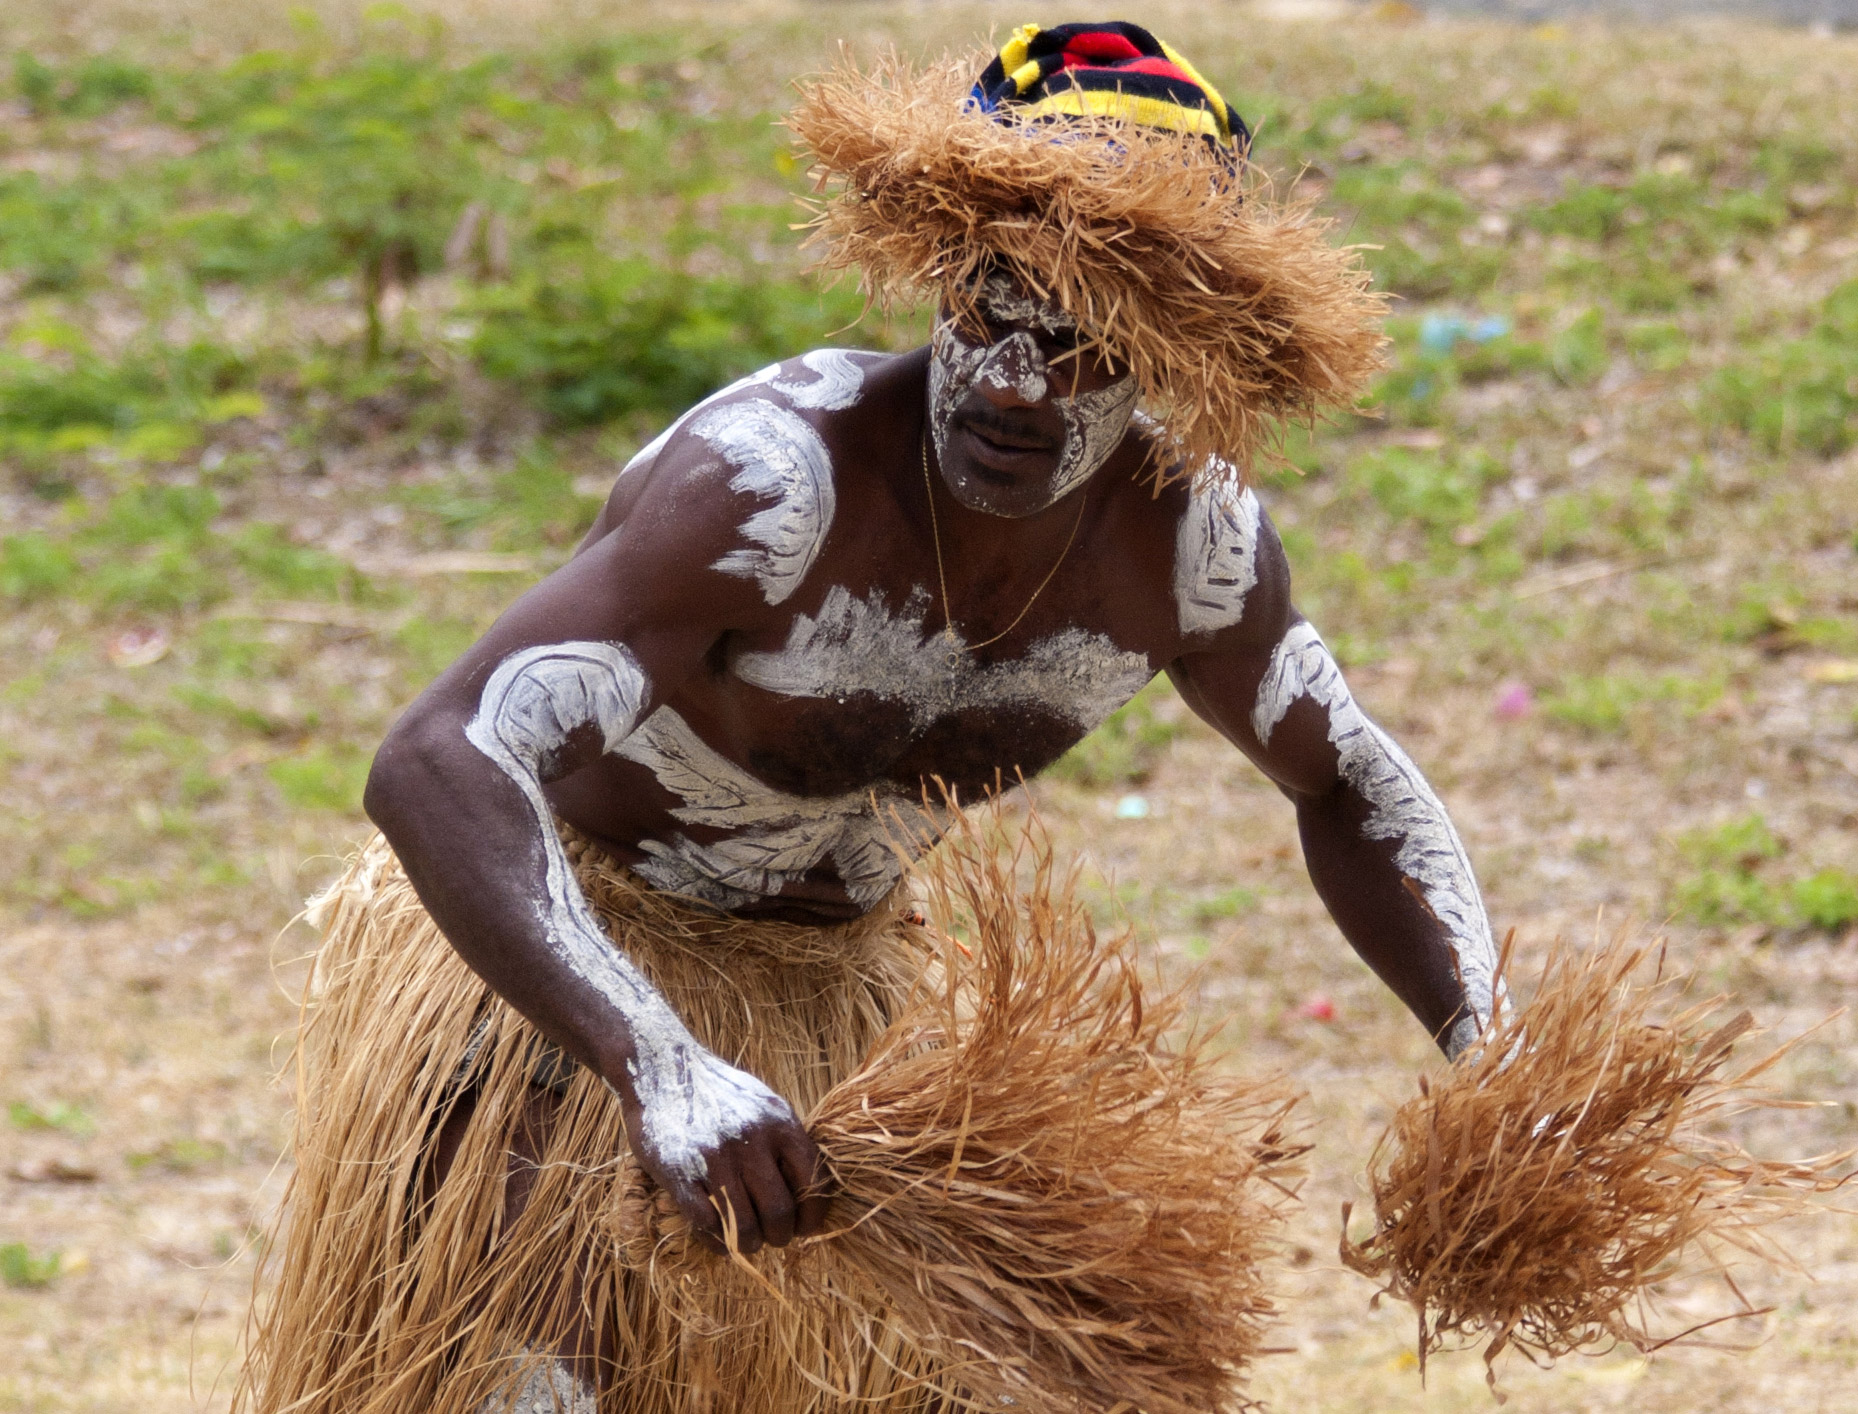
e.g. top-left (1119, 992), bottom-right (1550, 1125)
top-left (928, 273), bottom-right (1139, 518)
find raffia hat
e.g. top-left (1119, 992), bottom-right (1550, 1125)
top-left (788, 21), bottom-right (1390, 482)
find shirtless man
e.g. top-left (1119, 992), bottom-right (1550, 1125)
top-left (364, 262), bottom-right (1497, 1259)
top-left (252, 23), bottom-right (1495, 1412)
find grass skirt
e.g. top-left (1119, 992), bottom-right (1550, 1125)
top-left (237, 828), bottom-right (937, 1414)
top-left (239, 814), bottom-right (1299, 1414)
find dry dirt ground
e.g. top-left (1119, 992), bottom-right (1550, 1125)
top-left (1, 2), bottom-right (1855, 1411)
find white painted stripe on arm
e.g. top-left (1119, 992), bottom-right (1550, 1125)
top-left (464, 642), bottom-right (785, 1182)
top-left (1254, 622), bottom-right (1498, 1049)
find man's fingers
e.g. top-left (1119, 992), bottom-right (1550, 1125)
top-left (778, 1133), bottom-right (831, 1239)
top-left (706, 1169), bottom-right (764, 1256)
top-left (670, 1178), bottom-right (727, 1254)
top-left (743, 1142), bottom-right (798, 1248)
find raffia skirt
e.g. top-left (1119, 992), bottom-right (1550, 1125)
top-left (237, 828), bottom-right (943, 1414)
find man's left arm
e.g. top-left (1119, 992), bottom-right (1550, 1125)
top-left (1166, 497), bottom-right (1497, 1058)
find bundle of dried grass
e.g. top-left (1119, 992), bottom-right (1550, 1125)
top-left (1340, 931), bottom-right (1847, 1390)
top-left (620, 802), bottom-right (1305, 1414)
top-left (788, 54), bottom-right (1387, 485)
top-left (245, 803), bottom-right (1299, 1414)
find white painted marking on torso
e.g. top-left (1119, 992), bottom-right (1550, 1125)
top-left (616, 587), bottom-right (1152, 911)
top-left (617, 706), bottom-right (922, 911)
top-left (734, 584), bottom-right (1156, 732)
top-left (699, 399), bottom-right (837, 606)
top-left (617, 349), bottom-right (872, 482)
top-left (465, 642), bottom-right (786, 1184)
top-left (1175, 474), bottom-right (1262, 637)
top-left (1252, 622), bottom-right (1497, 1041)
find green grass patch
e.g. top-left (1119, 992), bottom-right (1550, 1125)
top-left (1670, 815), bottom-right (1856, 932)
top-left (469, 260), bottom-right (867, 428)
top-left (266, 744), bottom-right (371, 812)
top-left (1793, 870), bottom-right (1858, 931)
top-left (7, 1099), bottom-right (94, 1135)
top-left (126, 1136), bottom-right (230, 1173)
top-left (1, 485), bottom-right (365, 611)
top-left (0, 1242), bottom-right (63, 1290)
top-left (1711, 279), bottom-right (1858, 458)
top-left (1050, 681), bottom-right (1186, 788)
top-left (1543, 670), bottom-right (1721, 735)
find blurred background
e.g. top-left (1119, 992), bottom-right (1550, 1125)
top-left (0, 2), bottom-right (1853, 1410)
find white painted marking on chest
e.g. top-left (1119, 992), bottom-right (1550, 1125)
top-left (1252, 623), bottom-right (1497, 1040)
top-left (699, 399), bottom-right (836, 606)
top-left (734, 584), bottom-right (1156, 732)
top-left (464, 642), bottom-right (787, 1184)
top-left (771, 348), bottom-right (872, 410)
top-left (1175, 475), bottom-right (1262, 637)
top-left (617, 707), bottom-right (926, 911)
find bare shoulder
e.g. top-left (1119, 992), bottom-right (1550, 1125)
top-left (581, 348), bottom-right (894, 606)
top-left (1130, 431), bottom-right (1293, 658)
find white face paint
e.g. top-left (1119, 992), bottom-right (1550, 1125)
top-left (1251, 623), bottom-right (1497, 1057)
top-left (464, 642), bottom-right (787, 1184)
top-left (1175, 472), bottom-right (1262, 638)
top-left (928, 285), bottom-right (1139, 516)
top-left (699, 399), bottom-right (836, 607)
top-left (975, 274), bottom-right (1081, 336)
top-left (735, 584), bottom-right (1155, 733)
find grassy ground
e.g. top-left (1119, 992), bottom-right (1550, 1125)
top-left (1, 2), bottom-right (1855, 1409)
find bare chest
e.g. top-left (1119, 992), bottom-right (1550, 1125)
top-left (720, 582), bottom-right (1156, 793)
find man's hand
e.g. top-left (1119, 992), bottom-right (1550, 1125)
top-left (617, 1056), bottom-right (831, 1256)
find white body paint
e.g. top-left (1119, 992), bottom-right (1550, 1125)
top-left (607, 588), bottom-right (1150, 910)
top-left (771, 347), bottom-right (872, 410)
top-left (1251, 623), bottom-right (1496, 1056)
top-left (615, 347), bottom-right (872, 481)
top-left (736, 584), bottom-right (1154, 732)
top-left (617, 363), bottom-right (781, 480)
top-left (1174, 474), bottom-right (1263, 637)
top-left (698, 400), bottom-right (837, 606)
top-left (464, 643), bottom-right (787, 1184)
top-left (483, 1356), bottom-right (597, 1414)
top-left (618, 707), bottom-right (920, 911)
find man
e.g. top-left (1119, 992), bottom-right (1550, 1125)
top-left (242, 23), bottom-right (1495, 1414)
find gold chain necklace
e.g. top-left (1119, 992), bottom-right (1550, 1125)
top-left (920, 432), bottom-right (1085, 656)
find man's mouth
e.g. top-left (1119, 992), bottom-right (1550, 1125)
top-left (956, 412), bottom-right (1060, 458)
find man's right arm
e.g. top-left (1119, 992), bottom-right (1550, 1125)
top-left (362, 434), bottom-right (828, 1254)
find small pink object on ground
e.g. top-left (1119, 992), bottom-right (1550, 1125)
top-left (1296, 994), bottom-right (1336, 1022)
top-left (1493, 683), bottom-right (1534, 720)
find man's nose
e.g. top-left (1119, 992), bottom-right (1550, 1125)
top-left (973, 333), bottom-right (1049, 409)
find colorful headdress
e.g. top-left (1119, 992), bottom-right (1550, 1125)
top-left (788, 22), bottom-right (1388, 484)
top-left (967, 23), bottom-right (1249, 164)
